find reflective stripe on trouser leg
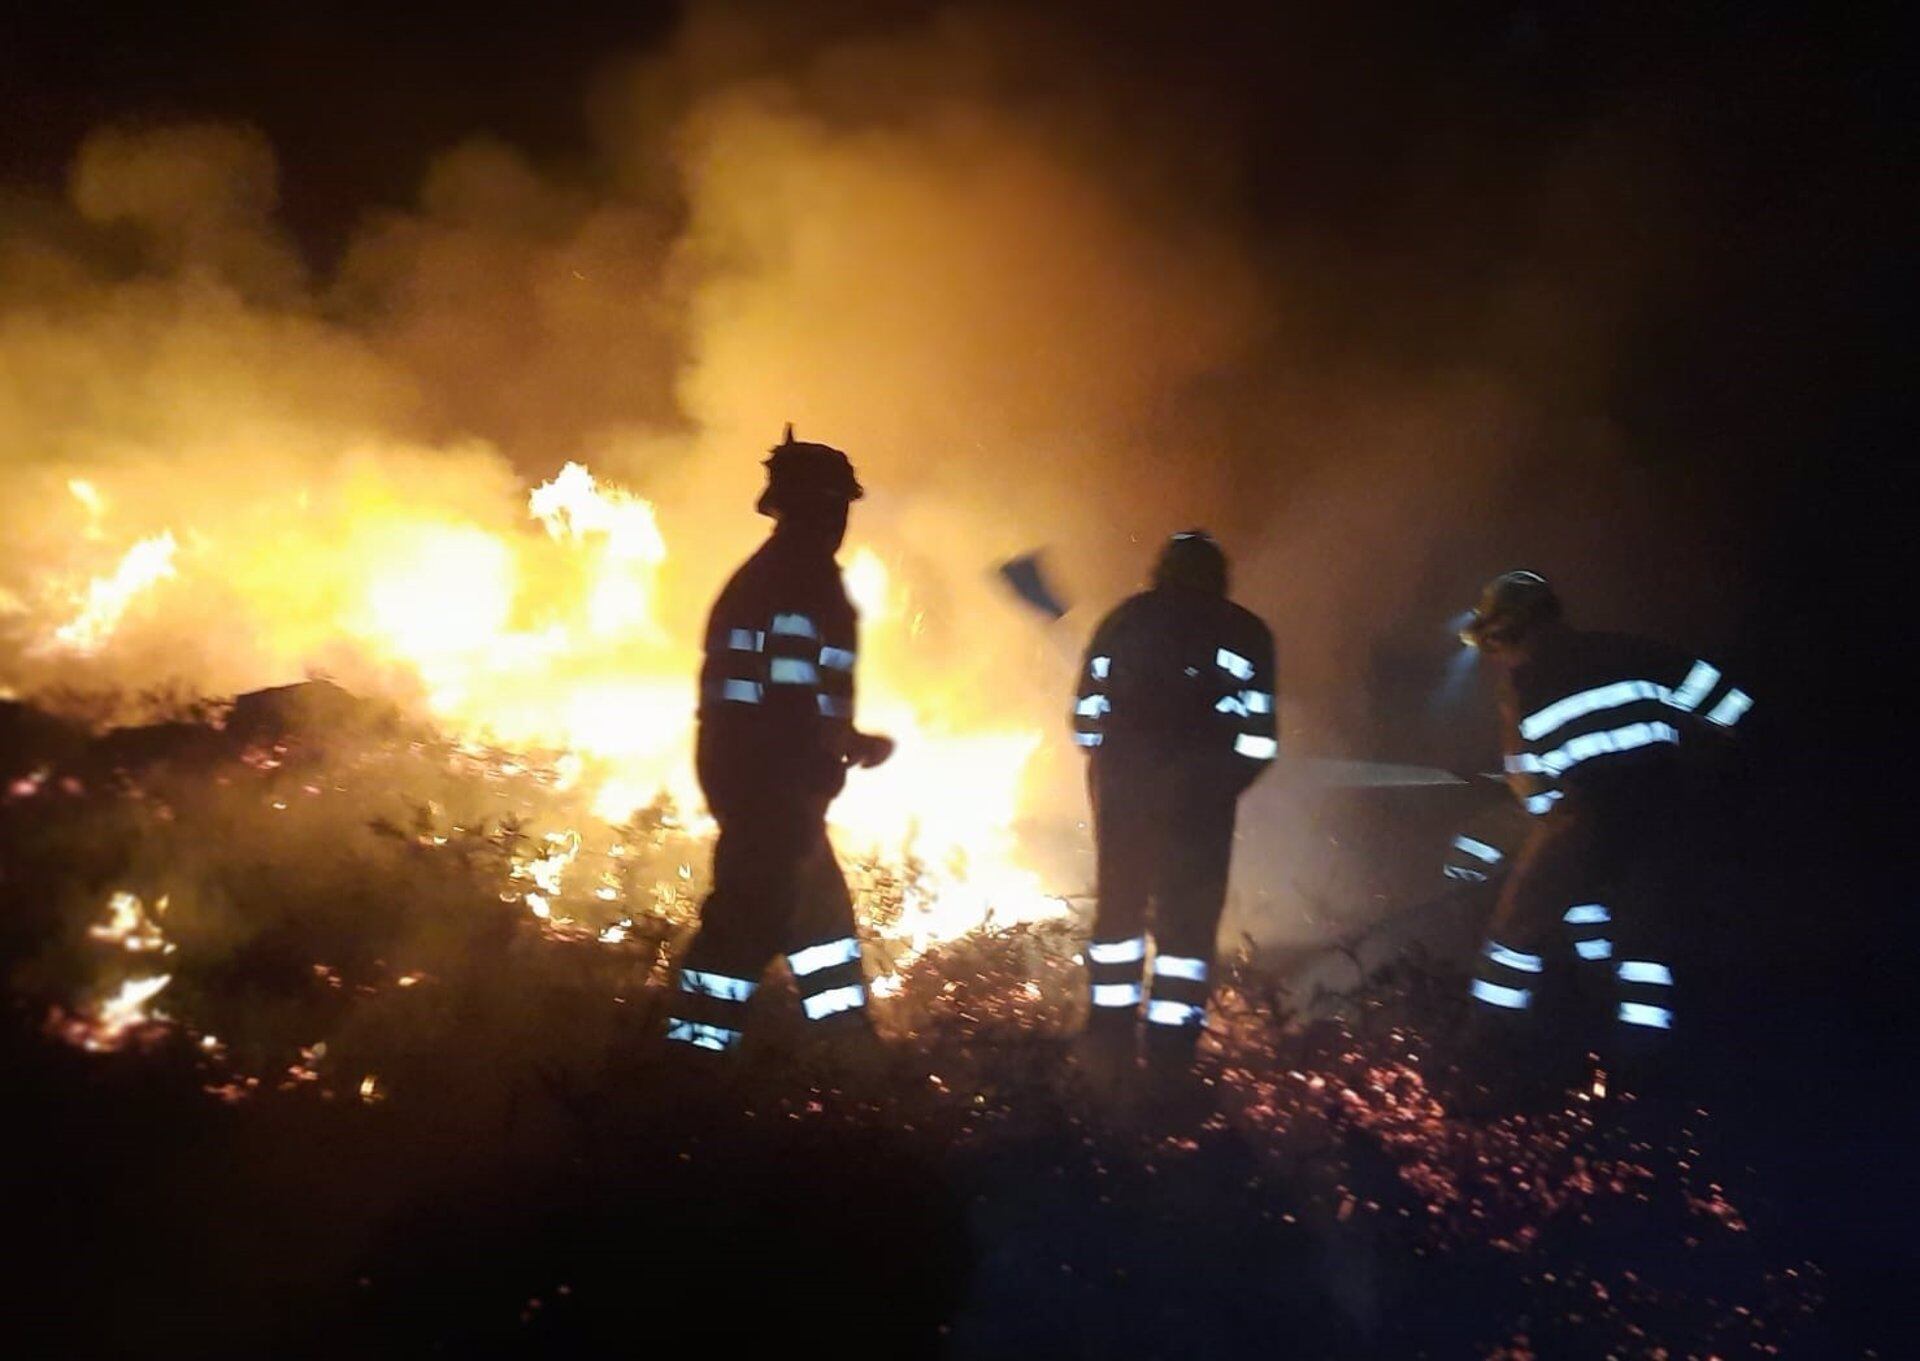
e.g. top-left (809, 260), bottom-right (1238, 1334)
top-left (1145, 948), bottom-right (1210, 1028)
top-left (1562, 902), bottom-right (1614, 964)
top-left (667, 967), bottom-right (757, 1051)
top-left (1470, 938), bottom-right (1541, 1011)
top-left (1615, 958), bottom-right (1675, 1030)
top-left (787, 935), bottom-right (869, 1024)
top-left (1087, 935), bottom-right (1147, 1012)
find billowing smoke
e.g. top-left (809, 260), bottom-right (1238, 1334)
top-left (0, 3), bottom-right (1741, 829)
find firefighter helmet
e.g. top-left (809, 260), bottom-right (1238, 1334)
top-left (1460, 570), bottom-right (1561, 648)
top-left (756, 424), bottom-right (864, 517)
top-left (1152, 529), bottom-right (1229, 595)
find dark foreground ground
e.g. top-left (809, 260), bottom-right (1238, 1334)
top-left (1, 689), bottom-right (1908, 1357)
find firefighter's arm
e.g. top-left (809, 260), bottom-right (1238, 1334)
top-left (1665, 653), bottom-right (1753, 738)
top-left (1223, 625), bottom-right (1279, 786)
top-left (829, 614), bottom-right (893, 770)
top-left (1071, 615), bottom-right (1117, 752)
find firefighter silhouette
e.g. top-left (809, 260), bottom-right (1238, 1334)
top-left (1073, 531), bottom-right (1278, 1075)
top-left (1453, 570), bottom-right (1751, 1095)
top-left (665, 427), bottom-right (894, 1055)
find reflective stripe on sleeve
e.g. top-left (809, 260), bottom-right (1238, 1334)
top-left (1563, 903), bottom-right (1611, 924)
top-left (1216, 648), bottom-right (1255, 681)
top-left (727, 628), bottom-right (765, 652)
top-left (1670, 659), bottom-right (1721, 712)
top-left (1241, 690), bottom-right (1274, 714)
top-left (1525, 790), bottom-right (1563, 815)
top-left (1453, 835), bottom-right (1503, 864)
top-left (721, 679), bottom-right (763, 704)
top-left (1088, 936), bottom-right (1147, 965)
top-left (788, 936), bottom-right (861, 977)
top-left (1151, 954), bottom-right (1208, 982)
top-left (1090, 655), bottom-right (1111, 680)
top-left (817, 694), bottom-right (851, 718)
top-left (1075, 732), bottom-right (1104, 748)
top-left (1076, 694), bottom-right (1112, 717)
top-left (1215, 694), bottom-right (1248, 717)
top-left (818, 645), bottom-right (856, 670)
top-left (770, 613), bottom-right (818, 639)
top-left (1443, 865), bottom-right (1488, 882)
top-left (1515, 721), bottom-right (1679, 778)
top-left (1234, 734), bottom-right (1278, 760)
top-left (1575, 939), bottom-right (1614, 960)
top-left (1705, 689), bottom-right (1752, 727)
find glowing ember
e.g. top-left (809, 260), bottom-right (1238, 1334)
top-left (87, 891), bottom-right (172, 953)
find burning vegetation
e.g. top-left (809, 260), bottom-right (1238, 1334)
top-left (3, 685), bottom-right (1830, 1356)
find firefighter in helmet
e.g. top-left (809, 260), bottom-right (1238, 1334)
top-left (664, 427), bottom-right (894, 1056)
top-left (1456, 569), bottom-right (1751, 1094)
top-left (1072, 531), bottom-right (1278, 1078)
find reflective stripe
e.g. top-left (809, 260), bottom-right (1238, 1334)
top-left (721, 679), bottom-right (762, 704)
top-left (1234, 734), bottom-right (1278, 760)
top-left (1525, 790), bottom-right (1563, 815)
top-left (1090, 655), bottom-right (1111, 680)
top-left (666, 1019), bottom-right (742, 1052)
top-left (1617, 960), bottom-right (1673, 986)
top-left (801, 984), bottom-right (867, 1021)
top-left (1575, 939), bottom-right (1614, 960)
top-left (1076, 694), bottom-right (1112, 717)
top-left (1088, 936), bottom-right (1147, 965)
top-left (1242, 690), bottom-right (1274, 715)
top-left (1216, 648), bottom-right (1255, 681)
top-left (819, 645), bottom-right (856, 670)
top-left (1670, 659), bottom-right (1721, 712)
top-left (1145, 999), bottom-right (1206, 1027)
top-left (1618, 1001), bottom-right (1672, 1030)
top-left (788, 936), bottom-right (861, 977)
top-left (1075, 732), bottom-right (1103, 748)
top-left (1521, 720), bottom-right (1678, 777)
top-left (1563, 903), bottom-right (1611, 924)
top-left (1470, 978), bottom-right (1531, 1010)
top-left (1453, 835), bottom-right (1503, 864)
top-left (817, 694), bottom-right (851, 718)
top-left (1443, 865), bottom-right (1488, 883)
top-left (1520, 680), bottom-right (1671, 742)
top-left (727, 628), bottom-right (764, 652)
top-left (769, 657), bottom-right (819, 685)
top-left (1705, 688), bottom-right (1752, 727)
top-left (1215, 694), bottom-right (1248, 717)
top-left (1485, 941), bottom-right (1544, 973)
top-left (770, 613), bottom-right (818, 639)
top-left (1152, 954), bottom-right (1208, 982)
top-left (1091, 982), bottom-right (1143, 1008)
top-left (681, 969), bottom-right (757, 1002)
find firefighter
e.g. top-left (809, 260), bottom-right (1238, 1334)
top-left (1457, 569), bottom-right (1751, 1092)
top-left (1073, 530), bottom-right (1278, 1077)
top-left (664, 427), bottom-right (894, 1057)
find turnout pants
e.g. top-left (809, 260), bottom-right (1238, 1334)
top-left (1468, 792), bottom-right (1680, 1054)
top-left (1086, 750), bottom-right (1241, 1057)
top-left (667, 800), bottom-right (868, 1053)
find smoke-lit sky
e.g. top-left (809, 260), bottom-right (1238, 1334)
top-left (0, 0), bottom-right (1900, 771)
